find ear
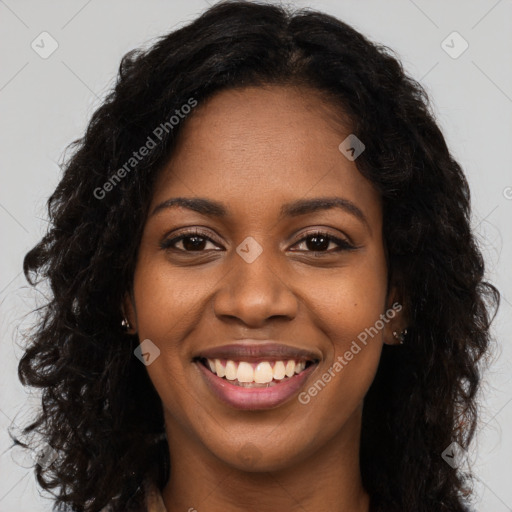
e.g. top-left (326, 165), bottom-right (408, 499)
top-left (122, 291), bottom-right (137, 334)
top-left (382, 286), bottom-right (408, 346)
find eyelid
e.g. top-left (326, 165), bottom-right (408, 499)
top-left (293, 228), bottom-right (353, 244)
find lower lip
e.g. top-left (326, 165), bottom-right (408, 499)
top-left (195, 360), bottom-right (318, 410)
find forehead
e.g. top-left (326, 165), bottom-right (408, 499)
top-left (164, 85), bottom-right (350, 175)
top-left (150, 85), bottom-right (380, 227)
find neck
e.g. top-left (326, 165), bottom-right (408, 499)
top-left (161, 409), bottom-right (370, 512)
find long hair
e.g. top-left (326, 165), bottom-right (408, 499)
top-left (13, 1), bottom-right (499, 510)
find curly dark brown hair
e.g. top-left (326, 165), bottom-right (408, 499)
top-left (11, 1), bottom-right (499, 511)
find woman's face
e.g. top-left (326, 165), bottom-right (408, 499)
top-left (126, 85), bottom-right (403, 471)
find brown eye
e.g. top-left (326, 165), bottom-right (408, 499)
top-left (291, 231), bottom-right (355, 253)
top-left (177, 235), bottom-right (209, 251)
top-left (160, 229), bottom-right (222, 252)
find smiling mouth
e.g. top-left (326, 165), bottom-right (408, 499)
top-left (195, 357), bottom-right (318, 388)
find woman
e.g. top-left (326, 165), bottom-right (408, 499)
top-left (13, 1), bottom-right (499, 511)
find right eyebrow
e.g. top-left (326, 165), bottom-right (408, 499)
top-left (151, 197), bottom-right (227, 218)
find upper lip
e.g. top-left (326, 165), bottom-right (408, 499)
top-left (194, 342), bottom-right (321, 362)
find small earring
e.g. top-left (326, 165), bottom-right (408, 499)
top-left (121, 317), bottom-right (132, 331)
top-left (392, 328), bottom-right (408, 345)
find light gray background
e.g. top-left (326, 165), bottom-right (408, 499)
top-left (1, 1), bottom-right (511, 510)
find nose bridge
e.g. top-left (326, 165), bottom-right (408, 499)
top-left (213, 236), bottom-right (298, 325)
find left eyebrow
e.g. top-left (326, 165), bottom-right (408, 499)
top-left (150, 196), bottom-right (370, 232)
top-left (279, 197), bottom-right (371, 232)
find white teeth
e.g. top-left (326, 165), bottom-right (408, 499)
top-left (236, 362), bottom-right (254, 383)
top-left (254, 362), bottom-right (273, 384)
top-left (295, 361), bottom-right (306, 374)
top-left (203, 358), bottom-right (312, 382)
top-left (214, 359), bottom-right (225, 378)
top-left (225, 360), bottom-right (237, 380)
top-left (272, 360), bottom-right (286, 380)
top-left (285, 360), bottom-right (295, 377)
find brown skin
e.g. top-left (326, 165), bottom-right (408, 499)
top-left (124, 85), bottom-right (406, 512)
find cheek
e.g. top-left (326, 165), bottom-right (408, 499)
top-left (299, 248), bottom-right (388, 402)
top-left (305, 250), bottom-right (388, 350)
top-left (130, 259), bottom-right (200, 403)
top-left (132, 254), bottom-right (206, 340)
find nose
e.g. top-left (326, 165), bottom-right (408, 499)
top-left (212, 245), bottom-right (299, 327)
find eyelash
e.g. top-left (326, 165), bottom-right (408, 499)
top-left (160, 228), bottom-right (356, 254)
